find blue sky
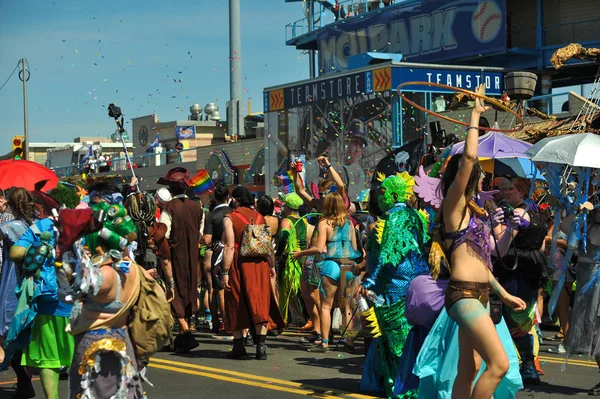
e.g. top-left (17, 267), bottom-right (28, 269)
top-left (0, 0), bottom-right (309, 155)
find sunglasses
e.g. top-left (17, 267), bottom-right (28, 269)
top-left (318, 192), bottom-right (328, 198)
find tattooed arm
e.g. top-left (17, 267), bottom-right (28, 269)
top-left (488, 270), bottom-right (526, 311)
top-left (489, 270), bottom-right (509, 299)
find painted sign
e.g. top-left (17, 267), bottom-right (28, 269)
top-left (392, 67), bottom-right (504, 95)
top-left (175, 125), bottom-right (196, 140)
top-left (373, 67), bottom-right (392, 92)
top-left (318, 0), bottom-right (506, 74)
top-left (269, 89), bottom-right (284, 111)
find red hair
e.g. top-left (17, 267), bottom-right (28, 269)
top-left (512, 178), bottom-right (531, 200)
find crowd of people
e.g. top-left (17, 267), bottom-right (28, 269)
top-left (331, 0), bottom-right (393, 20)
top-left (0, 85), bottom-right (600, 398)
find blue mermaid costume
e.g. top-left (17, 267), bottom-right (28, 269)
top-left (414, 308), bottom-right (523, 399)
top-left (360, 202), bottom-right (430, 398)
top-left (414, 209), bottom-right (523, 398)
top-left (317, 218), bottom-right (360, 283)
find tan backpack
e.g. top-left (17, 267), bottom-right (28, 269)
top-left (128, 265), bottom-right (174, 362)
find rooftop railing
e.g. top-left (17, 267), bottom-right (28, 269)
top-left (50, 147), bottom-right (198, 178)
top-left (526, 92), bottom-right (574, 116)
top-left (285, 0), bottom-right (415, 42)
top-left (287, 4), bottom-right (600, 52)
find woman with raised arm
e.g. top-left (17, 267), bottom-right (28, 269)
top-left (293, 191), bottom-right (361, 353)
top-left (436, 85), bottom-right (526, 399)
top-left (292, 156), bottom-right (345, 212)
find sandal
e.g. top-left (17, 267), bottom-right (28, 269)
top-left (300, 332), bottom-right (321, 345)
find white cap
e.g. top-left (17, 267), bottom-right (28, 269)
top-left (155, 187), bottom-right (172, 204)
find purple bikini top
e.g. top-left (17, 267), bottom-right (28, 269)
top-left (444, 216), bottom-right (493, 271)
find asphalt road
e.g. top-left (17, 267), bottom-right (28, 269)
top-left (1, 327), bottom-right (598, 398)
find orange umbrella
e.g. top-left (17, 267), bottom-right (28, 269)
top-left (0, 159), bottom-right (59, 191)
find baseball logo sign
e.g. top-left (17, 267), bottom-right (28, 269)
top-left (472, 1), bottom-right (502, 43)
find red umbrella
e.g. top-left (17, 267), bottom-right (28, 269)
top-left (0, 159), bottom-right (59, 191)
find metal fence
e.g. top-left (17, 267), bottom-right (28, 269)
top-left (526, 92), bottom-right (571, 116)
top-left (285, 0), bottom-right (416, 42)
top-left (50, 148), bottom-right (198, 178)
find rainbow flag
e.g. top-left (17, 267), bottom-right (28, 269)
top-left (190, 169), bottom-right (215, 196)
top-left (279, 170), bottom-right (294, 194)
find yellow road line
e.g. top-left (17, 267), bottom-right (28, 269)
top-left (538, 358), bottom-right (597, 368)
top-left (148, 363), bottom-right (342, 398)
top-left (150, 358), bottom-right (377, 399)
top-left (538, 355), bottom-right (598, 366)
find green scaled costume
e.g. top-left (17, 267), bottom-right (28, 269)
top-left (278, 216), bottom-right (308, 324)
top-left (360, 173), bottom-right (429, 398)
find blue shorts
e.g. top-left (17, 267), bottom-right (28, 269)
top-left (317, 260), bottom-right (355, 283)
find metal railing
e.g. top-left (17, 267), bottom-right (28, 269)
top-left (525, 92), bottom-right (571, 116)
top-left (50, 147), bottom-right (198, 178)
top-left (285, 0), bottom-right (415, 42)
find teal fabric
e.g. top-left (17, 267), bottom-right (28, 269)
top-left (318, 260), bottom-right (354, 283)
top-left (414, 309), bottom-right (523, 399)
top-left (1, 276), bottom-right (39, 371)
top-left (323, 219), bottom-right (360, 261)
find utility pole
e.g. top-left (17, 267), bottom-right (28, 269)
top-left (308, 1), bottom-right (316, 79)
top-left (20, 58), bottom-right (29, 161)
top-left (229, 0), bottom-right (244, 138)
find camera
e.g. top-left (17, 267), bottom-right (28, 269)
top-left (497, 199), bottom-right (514, 221)
top-left (108, 103), bottom-right (122, 119)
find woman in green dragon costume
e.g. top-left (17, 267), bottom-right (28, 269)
top-left (276, 193), bottom-right (314, 326)
top-left (356, 172), bottom-right (431, 398)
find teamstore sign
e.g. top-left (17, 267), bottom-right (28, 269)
top-left (394, 68), bottom-right (504, 95)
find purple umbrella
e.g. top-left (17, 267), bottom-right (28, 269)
top-left (450, 131), bottom-right (532, 159)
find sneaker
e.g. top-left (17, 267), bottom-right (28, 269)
top-left (547, 342), bottom-right (566, 354)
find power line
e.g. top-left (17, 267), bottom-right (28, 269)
top-left (0, 62), bottom-right (20, 93)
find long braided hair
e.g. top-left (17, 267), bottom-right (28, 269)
top-left (8, 188), bottom-right (36, 225)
